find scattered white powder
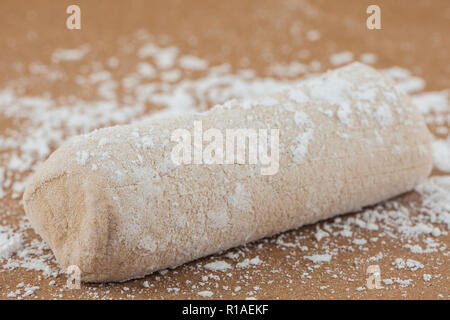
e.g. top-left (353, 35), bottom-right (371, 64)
top-left (436, 126), bottom-right (449, 135)
top-left (0, 226), bottom-right (23, 260)
top-left (268, 62), bottom-right (308, 77)
top-left (22, 285), bottom-right (40, 297)
top-left (2, 240), bottom-right (60, 278)
top-left (329, 51), bottom-right (354, 66)
top-left (161, 70), bottom-right (181, 82)
top-left (203, 261), bottom-right (232, 272)
top-left (352, 238), bottom-right (367, 245)
top-left (382, 67), bottom-right (425, 94)
top-left (382, 66), bottom-right (411, 80)
top-left (337, 103), bottom-right (353, 126)
top-left (304, 254), bottom-right (332, 263)
top-left (412, 90), bottom-right (449, 115)
top-left (138, 44), bottom-right (178, 69)
top-left (51, 45), bottom-right (90, 63)
top-left (384, 278), bottom-right (413, 288)
top-left (136, 62), bottom-right (156, 78)
top-left (432, 137), bottom-right (450, 172)
top-left (423, 274), bottom-right (432, 282)
top-left (314, 227), bottom-right (329, 241)
top-left (236, 256), bottom-right (263, 268)
top-left (393, 258), bottom-right (424, 271)
top-left (0, 219), bottom-right (60, 280)
top-left (179, 55), bottom-right (209, 70)
top-left (405, 259), bottom-right (424, 271)
top-left (414, 176), bottom-right (450, 227)
top-left (107, 56), bottom-right (120, 68)
top-left (155, 47), bottom-right (178, 69)
top-left (197, 290), bottom-right (213, 297)
top-left (359, 53), bottom-right (377, 65)
top-left (0, 29), bottom-right (448, 299)
top-left (397, 279), bottom-right (413, 288)
top-left (397, 77), bottom-right (426, 94)
top-left (306, 30), bottom-right (320, 41)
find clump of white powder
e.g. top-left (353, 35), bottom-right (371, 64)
top-left (329, 51), bottom-right (354, 66)
top-left (304, 254), bottom-right (332, 263)
top-left (52, 45), bottom-right (90, 63)
top-left (236, 256), bottom-right (263, 268)
top-left (203, 260), bottom-right (232, 272)
top-left (0, 226), bottom-right (23, 260)
top-left (197, 290), bottom-right (213, 297)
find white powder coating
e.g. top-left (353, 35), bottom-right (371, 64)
top-left (259, 97), bottom-right (279, 107)
top-left (76, 151), bottom-right (90, 166)
top-left (22, 63), bottom-right (433, 282)
top-left (207, 209), bottom-right (229, 229)
top-left (290, 111), bottom-right (314, 163)
top-left (374, 103), bottom-right (394, 126)
top-left (289, 90), bottom-right (310, 104)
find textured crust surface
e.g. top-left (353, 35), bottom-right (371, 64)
top-left (23, 63), bottom-right (432, 282)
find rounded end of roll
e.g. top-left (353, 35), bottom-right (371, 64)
top-left (22, 140), bottom-right (118, 282)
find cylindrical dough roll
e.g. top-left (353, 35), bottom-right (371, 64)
top-left (23, 63), bottom-right (432, 282)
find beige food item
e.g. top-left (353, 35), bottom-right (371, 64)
top-left (23, 63), bottom-right (432, 282)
